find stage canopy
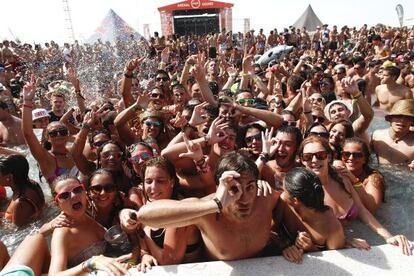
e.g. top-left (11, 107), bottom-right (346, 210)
top-left (87, 9), bottom-right (142, 43)
top-left (292, 5), bottom-right (323, 32)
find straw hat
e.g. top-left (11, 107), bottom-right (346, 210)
top-left (385, 99), bottom-right (414, 123)
top-left (324, 100), bottom-right (353, 121)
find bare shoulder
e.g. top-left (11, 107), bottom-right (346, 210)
top-left (372, 128), bottom-right (387, 140)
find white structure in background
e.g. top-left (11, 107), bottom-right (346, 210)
top-left (62, 0), bottom-right (76, 42)
top-left (143, 24), bottom-right (151, 40)
top-left (244, 18), bottom-right (250, 34)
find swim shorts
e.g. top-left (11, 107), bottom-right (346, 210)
top-left (0, 265), bottom-right (34, 276)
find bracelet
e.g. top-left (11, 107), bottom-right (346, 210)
top-left (131, 104), bottom-right (142, 112)
top-left (82, 256), bottom-right (97, 272)
top-left (203, 134), bottom-right (211, 145)
top-left (353, 182), bottom-right (363, 188)
top-left (124, 72), bottom-right (133, 78)
top-left (81, 123), bottom-right (91, 130)
top-left (259, 152), bottom-right (269, 163)
top-left (351, 91), bottom-right (362, 100)
top-left (303, 110), bottom-right (311, 114)
top-left (213, 197), bottom-right (223, 213)
top-left (23, 103), bottom-right (33, 109)
top-left (75, 92), bottom-right (85, 100)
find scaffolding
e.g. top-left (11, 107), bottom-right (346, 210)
top-left (62, 0), bottom-right (76, 42)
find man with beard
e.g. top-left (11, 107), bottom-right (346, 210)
top-left (124, 152), bottom-right (281, 261)
top-left (256, 126), bottom-right (302, 189)
top-left (375, 66), bottom-right (412, 112)
top-left (372, 99), bottom-right (414, 167)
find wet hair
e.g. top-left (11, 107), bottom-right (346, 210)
top-left (0, 101), bottom-right (9, 110)
top-left (285, 167), bottom-right (329, 212)
top-left (215, 151), bottom-right (259, 184)
top-left (383, 66), bottom-right (400, 79)
top-left (96, 140), bottom-right (126, 168)
top-left (287, 75), bottom-right (305, 92)
top-left (51, 174), bottom-right (81, 197)
top-left (0, 155), bottom-right (32, 192)
top-left (298, 136), bottom-right (350, 195)
top-left (142, 156), bottom-right (179, 199)
top-left (276, 125), bottom-right (303, 153)
top-left (86, 168), bottom-right (115, 190)
top-left (329, 119), bottom-right (354, 141)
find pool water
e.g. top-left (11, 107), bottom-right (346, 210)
top-left (1, 110), bottom-right (413, 255)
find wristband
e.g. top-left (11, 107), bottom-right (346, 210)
top-left (81, 123), bottom-right (91, 130)
top-left (132, 104), bottom-right (142, 112)
top-left (351, 91), bottom-right (362, 100)
top-left (213, 197), bottom-right (223, 213)
top-left (303, 110), bottom-right (312, 114)
top-left (23, 103), bottom-right (33, 109)
top-left (259, 153), bottom-right (269, 163)
top-left (124, 72), bottom-right (133, 78)
top-left (353, 182), bottom-right (363, 188)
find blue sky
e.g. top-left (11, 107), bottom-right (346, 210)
top-left (1, 0), bottom-right (413, 44)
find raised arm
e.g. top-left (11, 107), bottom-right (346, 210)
top-left (121, 57), bottom-right (145, 108)
top-left (234, 103), bottom-right (283, 128)
top-left (192, 54), bottom-right (218, 107)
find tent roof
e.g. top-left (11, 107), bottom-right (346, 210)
top-left (292, 5), bottom-right (323, 32)
top-left (88, 9), bottom-right (142, 43)
top-left (158, 0), bottom-right (233, 12)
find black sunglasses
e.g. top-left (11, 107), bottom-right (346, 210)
top-left (312, 115), bottom-right (325, 123)
top-left (282, 121), bottom-right (296, 127)
top-left (341, 151), bottom-right (364, 159)
top-left (308, 131), bottom-right (329, 139)
top-left (49, 128), bottom-right (69, 138)
top-left (93, 140), bottom-right (107, 148)
top-left (156, 76), bottom-right (169, 82)
top-left (301, 151), bottom-right (328, 162)
top-left (89, 183), bottom-right (116, 194)
top-left (245, 133), bottom-right (261, 144)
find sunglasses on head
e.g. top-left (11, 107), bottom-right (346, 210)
top-left (48, 128), bottom-right (69, 138)
top-left (245, 133), bottom-right (262, 144)
top-left (312, 115), bottom-right (325, 123)
top-left (129, 151), bottom-right (153, 164)
top-left (55, 184), bottom-right (85, 202)
top-left (341, 151), bottom-right (364, 159)
top-left (89, 183), bottom-right (116, 194)
top-left (101, 151), bottom-right (123, 159)
top-left (93, 140), bottom-right (107, 148)
top-left (238, 98), bottom-right (255, 105)
top-left (309, 132), bottom-right (329, 139)
top-left (310, 97), bottom-right (324, 103)
top-left (301, 151), bottom-right (328, 162)
top-left (150, 93), bottom-right (165, 99)
top-left (144, 120), bottom-right (162, 127)
top-left (156, 76), bottom-right (169, 82)
top-left (282, 121), bottom-right (296, 127)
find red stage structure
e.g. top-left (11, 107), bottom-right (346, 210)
top-left (158, 0), bottom-right (233, 37)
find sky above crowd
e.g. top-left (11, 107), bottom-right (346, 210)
top-left (1, 0), bottom-right (414, 44)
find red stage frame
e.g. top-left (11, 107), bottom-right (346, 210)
top-left (158, 0), bottom-right (234, 36)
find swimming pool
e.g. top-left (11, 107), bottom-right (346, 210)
top-left (1, 110), bottom-right (413, 255)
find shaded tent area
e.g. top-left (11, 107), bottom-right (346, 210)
top-left (292, 5), bottom-right (323, 32)
top-left (87, 9), bottom-right (142, 43)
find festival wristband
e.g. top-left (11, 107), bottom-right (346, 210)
top-left (213, 197), bottom-right (223, 213)
top-left (353, 182), bottom-right (363, 188)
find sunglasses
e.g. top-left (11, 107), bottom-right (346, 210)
top-left (101, 151), bottom-right (123, 159)
top-left (282, 121), bottom-right (296, 127)
top-left (129, 151), bottom-right (153, 164)
top-left (150, 93), bottom-right (165, 99)
top-left (319, 81), bottom-right (331, 86)
top-left (341, 151), bottom-right (364, 159)
top-left (238, 98), bottom-right (255, 105)
top-left (48, 128), bottom-right (69, 138)
top-left (55, 184), bottom-right (85, 202)
top-left (312, 115), bottom-right (325, 123)
top-left (310, 97), bottom-right (324, 103)
top-left (156, 76), bottom-right (169, 82)
top-left (309, 132), bottom-right (329, 139)
top-left (89, 183), bottom-right (116, 194)
top-left (144, 120), bottom-right (162, 127)
top-left (93, 140), bottom-right (107, 148)
top-left (301, 151), bottom-right (328, 162)
top-left (245, 133), bottom-right (262, 144)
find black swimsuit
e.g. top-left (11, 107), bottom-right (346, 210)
top-left (150, 228), bottom-right (201, 254)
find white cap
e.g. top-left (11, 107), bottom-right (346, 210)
top-left (32, 108), bottom-right (50, 121)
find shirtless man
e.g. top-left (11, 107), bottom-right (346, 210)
top-left (267, 31), bottom-right (277, 48)
top-left (312, 26), bottom-right (322, 55)
top-left (363, 60), bottom-right (381, 105)
top-left (126, 152), bottom-right (281, 261)
top-left (217, 28), bottom-right (228, 54)
top-left (0, 100), bottom-right (25, 146)
top-left (375, 66), bottom-right (412, 112)
top-left (256, 29), bottom-right (266, 55)
top-left (372, 99), bottom-right (414, 167)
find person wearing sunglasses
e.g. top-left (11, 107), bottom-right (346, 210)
top-left (309, 92), bottom-right (327, 109)
top-left (148, 87), bottom-right (167, 110)
top-left (332, 138), bottom-right (385, 214)
top-left (154, 70), bottom-right (171, 95)
top-left (120, 157), bottom-right (202, 271)
top-left (299, 136), bottom-right (412, 256)
top-left (318, 75), bottom-right (337, 104)
top-left (86, 169), bottom-right (124, 228)
top-left (242, 123), bottom-right (265, 158)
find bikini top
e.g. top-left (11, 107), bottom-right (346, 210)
top-left (68, 240), bottom-right (107, 268)
top-left (150, 228), bottom-right (201, 254)
top-left (46, 153), bottom-right (78, 185)
top-left (337, 201), bottom-right (359, 222)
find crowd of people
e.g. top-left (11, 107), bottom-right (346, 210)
top-left (0, 22), bottom-right (414, 275)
